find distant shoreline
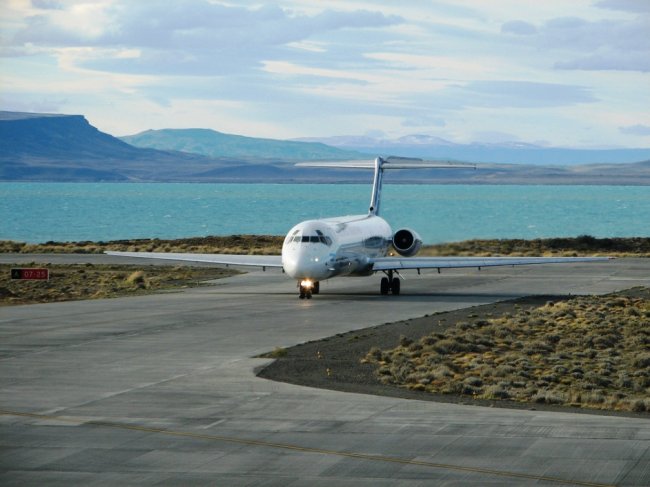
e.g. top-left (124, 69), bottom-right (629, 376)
top-left (2, 179), bottom-right (650, 186)
top-left (2, 235), bottom-right (649, 257)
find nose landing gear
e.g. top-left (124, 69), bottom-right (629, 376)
top-left (380, 270), bottom-right (400, 295)
top-left (298, 280), bottom-right (319, 299)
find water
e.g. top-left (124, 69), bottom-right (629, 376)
top-left (1, 183), bottom-right (648, 244)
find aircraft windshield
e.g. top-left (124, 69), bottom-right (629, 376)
top-left (289, 229), bottom-right (332, 246)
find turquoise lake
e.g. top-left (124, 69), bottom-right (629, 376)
top-left (1, 183), bottom-right (648, 243)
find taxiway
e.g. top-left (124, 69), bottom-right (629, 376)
top-left (1, 255), bottom-right (649, 486)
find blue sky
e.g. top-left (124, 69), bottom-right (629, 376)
top-left (1, 0), bottom-right (649, 148)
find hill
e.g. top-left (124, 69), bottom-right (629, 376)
top-left (296, 134), bottom-right (650, 165)
top-left (1, 111), bottom-right (649, 184)
top-left (0, 112), bottom-right (363, 182)
top-left (120, 128), bottom-right (364, 161)
top-left (0, 111), bottom-right (235, 181)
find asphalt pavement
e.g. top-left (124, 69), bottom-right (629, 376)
top-left (1, 254), bottom-right (649, 486)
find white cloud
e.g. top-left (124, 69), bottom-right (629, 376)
top-left (620, 124), bottom-right (650, 136)
top-left (501, 12), bottom-right (650, 73)
top-left (458, 80), bottom-right (597, 108)
top-left (500, 20), bottom-right (537, 36)
top-left (596, 0), bottom-right (650, 13)
top-left (0, 0), bottom-right (648, 147)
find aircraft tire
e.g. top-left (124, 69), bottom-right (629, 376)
top-left (391, 278), bottom-right (401, 295)
top-left (380, 277), bottom-right (390, 295)
top-left (313, 282), bottom-right (320, 294)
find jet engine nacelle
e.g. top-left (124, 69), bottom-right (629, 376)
top-left (392, 228), bottom-right (422, 257)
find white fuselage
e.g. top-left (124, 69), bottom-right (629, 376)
top-left (281, 214), bottom-right (393, 281)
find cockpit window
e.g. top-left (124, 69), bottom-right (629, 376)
top-left (295, 232), bottom-right (332, 246)
top-left (285, 229), bottom-right (300, 245)
top-left (317, 230), bottom-right (332, 246)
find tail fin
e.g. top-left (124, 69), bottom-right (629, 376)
top-left (296, 157), bottom-right (475, 216)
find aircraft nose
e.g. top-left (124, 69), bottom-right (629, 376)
top-left (282, 247), bottom-right (328, 279)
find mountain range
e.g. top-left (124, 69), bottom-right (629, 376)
top-left (294, 134), bottom-right (650, 165)
top-left (120, 128), bottom-right (363, 161)
top-left (1, 111), bottom-right (649, 184)
top-left (0, 111), bottom-right (362, 182)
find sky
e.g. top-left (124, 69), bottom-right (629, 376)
top-left (1, 0), bottom-right (649, 148)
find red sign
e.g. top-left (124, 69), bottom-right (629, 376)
top-left (11, 268), bottom-right (49, 280)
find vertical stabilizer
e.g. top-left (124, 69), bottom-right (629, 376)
top-left (368, 157), bottom-right (384, 216)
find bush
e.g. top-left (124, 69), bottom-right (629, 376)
top-left (125, 270), bottom-right (146, 285)
top-left (633, 353), bottom-right (650, 368)
top-left (483, 385), bottom-right (510, 400)
top-left (631, 400), bottom-right (646, 412)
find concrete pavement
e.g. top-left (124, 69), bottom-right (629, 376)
top-left (1, 255), bottom-right (649, 486)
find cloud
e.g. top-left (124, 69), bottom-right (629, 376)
top-left (555, 51), bottom-right (650, 72)
top-left (596, 0), bottom-right (650, 13)
top-left (457, 80), bottom-right (597, 108)
top-left (1, 1), bottom-right (647, 147)
top-left (31, 0), bottom-right (63, 10)
top-left (619, 124), bottom-right (650, 136)
top-left (401, 115), bottom-right (446, 128)
top-left (501, 14), bottom-right (650, 73)
top-left (500, 20), bottom-right (537, 36)
top-left (8, 2), bottom-right (402, 76)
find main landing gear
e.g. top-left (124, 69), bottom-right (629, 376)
top-left (380, 270), bottom-right (400, 295)
top-left (298, 280), bottom-right (319, 299)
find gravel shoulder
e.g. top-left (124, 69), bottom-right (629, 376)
top-left (258, 289), bottom-right (650, 418)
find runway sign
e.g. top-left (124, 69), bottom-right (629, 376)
top-left (11, 268), bottom-right (49, 280)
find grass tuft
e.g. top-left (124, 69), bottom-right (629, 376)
top-left (364, 289), bottom-right (650, 412)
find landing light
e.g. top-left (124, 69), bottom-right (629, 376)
top-left (300, 279), bottom-right (314, 289)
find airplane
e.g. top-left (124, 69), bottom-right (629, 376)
top-left (106, 156), bottom-right (610, 298)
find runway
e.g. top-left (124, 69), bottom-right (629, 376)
top-left (1, 254), bottom-right (649, 486)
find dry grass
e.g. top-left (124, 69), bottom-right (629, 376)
top-left (0, 263), bottom-right (239, 305)
top-left (0, 235), bottom-right (284, 255)
top-left (363, 289), bottom-right (650, 412)
top-left (2, 235), bottom-right (650, 257)
top-left (419, 235), bottom-right (650, 257)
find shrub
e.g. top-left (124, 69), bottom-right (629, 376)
top-left (268, 347), bottom-right (287, 358)
top-left (464, 376), bottom-right (483, 387)
top-left (633, 353), bottom-right (650, 368)
top-left (367, 347), bottom-right (382, 361)
top-left (533, 390), bottom-right (566, 405)
top-left (483, 385), bottom-right (510, 400)
top-left (523, 341), bottom-right (553, 355)
top-left (631, 400), bottom-right (646, 412)
top-left (125, 270), bottom-right (147, 288)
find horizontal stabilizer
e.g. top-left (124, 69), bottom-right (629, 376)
top-left (297, 156), bottom-right (476, 215)
top-left (296, 156), bottom-right (475, 170)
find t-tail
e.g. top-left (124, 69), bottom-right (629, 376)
top-left (297, 156), bottom-right (476, 216)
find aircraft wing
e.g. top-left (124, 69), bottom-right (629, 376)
top-left (371, 256), bottom-right (611, 272)
top-left (104, 251), bottom-right (283, 268)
